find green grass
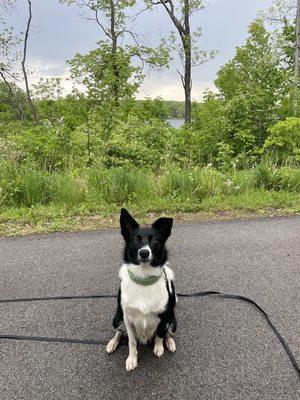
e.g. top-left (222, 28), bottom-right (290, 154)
top-left (0, 164), bottom-right (299, 236)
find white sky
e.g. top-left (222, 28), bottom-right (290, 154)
top-left (4, 0), bottom-right (275, 101)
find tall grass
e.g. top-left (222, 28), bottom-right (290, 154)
top-left (0, 162), bottom-right (299, 211)
top-left (161, 168), bottom-right (224, 201)
top-left (50, 174), bottom-right (86, 206)
top-left (253, 163), bottom-right (300, 192)
top-left (87, 168), bottom-right (154, 205)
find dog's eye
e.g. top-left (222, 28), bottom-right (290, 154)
top-left (136, 235), bottom-right (142, 242)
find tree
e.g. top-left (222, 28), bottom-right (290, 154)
top-left (262, 0), bottom-right (300, 115)
top-left (0, 0), bottom-right (38, 122)
top-left (215, 19), bottom-right (288, 153)
top-left (61, 0), bottom-right (168, 107)
top-left (149, 0), bottom-right (215, 124)
top-left (293, 0), bottom-right (300, 115)
top-left (191, 92), bottom-right (231, 166)
top-left (21, 0), bottom-right (38, 122)
top-left (0, 5), bottom-right (24, 120)
top-left (68, 43), bottom-right (143, 103)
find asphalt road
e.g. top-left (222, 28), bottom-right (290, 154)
top-left (0, 216), bottom-right (299, 400)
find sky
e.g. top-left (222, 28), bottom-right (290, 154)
top-left (4, 0), bottom-right (275, 101)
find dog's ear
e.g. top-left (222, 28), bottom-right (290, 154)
top-left (152, 217), bottom-right (173, 240)
top-left (120, 208), bottom-right (139, 240)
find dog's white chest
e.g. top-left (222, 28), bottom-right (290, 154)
top-left (119, 264), bottom-right (173, 342)
top-left (119, 264), bottom-right (169, 314)
top-left (126, 308), bottom-right (160, 343)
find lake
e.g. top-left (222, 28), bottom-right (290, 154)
top-left (166, 118), bottom-right (185, 129)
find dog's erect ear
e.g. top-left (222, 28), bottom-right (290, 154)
top-left (120, 208), bottom-right (139, 240)
top-left (152, 217), bottom-right (173, 239)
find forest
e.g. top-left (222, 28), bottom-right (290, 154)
top-left (0, 0), bottom-right (299, 235)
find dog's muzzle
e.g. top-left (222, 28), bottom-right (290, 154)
top-left (138, 248), bottom-right (150, 262)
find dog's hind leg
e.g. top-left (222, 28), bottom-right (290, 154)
top-left (106, 330), bottom-right (122, 354)
top-left (153, 335), bottom-right (164, 357)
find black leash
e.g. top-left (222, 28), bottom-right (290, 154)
top-left (0, 291), bottom-right (299, 378)
top-left (0, 293), bottom-right (117, 304)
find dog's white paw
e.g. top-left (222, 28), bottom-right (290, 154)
top-left (166, 336), bottom-right (176, 353)
top-left (153, 341), bottom-right (164, 357)
top-left (126, 355), bottom-right (138, 371)
top-left (106, 338), bottom-right (119, 354)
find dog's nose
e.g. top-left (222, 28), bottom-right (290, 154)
top-left (139, 249), bottom-right (150, 259)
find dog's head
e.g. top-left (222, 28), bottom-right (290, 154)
top-left (120, 208), bottom-right (173, 267)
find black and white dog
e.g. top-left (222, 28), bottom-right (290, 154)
top-left (106, 208), bottom-right (177, 371)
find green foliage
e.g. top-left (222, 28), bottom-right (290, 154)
top-left (68, 41), bottom-right (143, 104)
top-left (0, 81), bottom-right (28, 122)
top-left (191, 93), bottom-right (231, 166)
top-left (161, 168), bottom-right (224, 202)
top-left (253, 161), bottom-right (300, 192)
top-left (136, 97), bottom-right (170, 120)
top-left (12, 125), bottom-right (72, 171)
top-left (0, 6), bottom-right (300, 223)
top-left (1, 163), bottom-right (299, 212)
top-left (50, 174), bottom-right (86, 206)
top-left (215, 19), bottom-right (288, 153)
top-left (102, 115), bottom-right (175, 169)
top-left (263, 117), bottom-right (300, 162)
top-left (88, 168), bottom-right (154, 205)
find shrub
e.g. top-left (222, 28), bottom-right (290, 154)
top-left (14, 125), bottom-right (72, 171)
top-left (102, 115), bottom-right (175, 170)
top-left (263, 118), bottom-right (300, 163)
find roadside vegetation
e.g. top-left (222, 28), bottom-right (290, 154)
top-left (0, 0), bottom-right (299, 235)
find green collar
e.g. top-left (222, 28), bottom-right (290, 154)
top-left (127, 268), bottom-right (162, 286)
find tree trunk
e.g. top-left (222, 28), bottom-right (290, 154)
top-left (183, 0), bottom-right (191, 124)
top-left (110, 0), bottom-right (119, 107)
top-left (21, 0), bottom-right (38, 122)
top-left (293, 0), bottom-right (300, 116)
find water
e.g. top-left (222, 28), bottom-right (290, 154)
top-left (166, 118), bottom-right (185, 129)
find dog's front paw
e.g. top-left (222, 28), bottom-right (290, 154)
top-left (153, 341), bottom-right (164, 357)
top-left (106, 338), bottom-right (118, 354)
top-left (166, 336), bottom-right (176, 353)
top-left (126, 355), bottom-right (138, 372)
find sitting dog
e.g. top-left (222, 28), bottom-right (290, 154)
top-left (106, 208), bottom-right (177, 371)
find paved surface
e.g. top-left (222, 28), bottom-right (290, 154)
top-left (0, 216), bottom-right (299, 400)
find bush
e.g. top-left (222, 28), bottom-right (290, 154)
top-left (263, 118), bottom-right (300, 163)
top-left (13, 125), bottom-right (72, 171)
top-left (102, 115), bottom-right (175, 170)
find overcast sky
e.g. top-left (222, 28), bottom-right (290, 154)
top-left (5, 0), bottom-right (274, 100)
